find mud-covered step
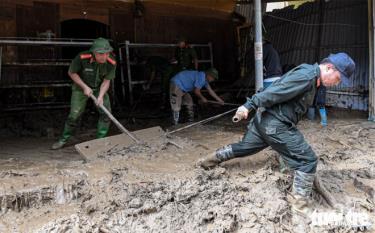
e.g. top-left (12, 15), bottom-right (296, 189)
top-left (0, 171), bottom-right (88, 213)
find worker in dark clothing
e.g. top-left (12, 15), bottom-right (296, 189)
top-left (307, 86), bottom-right (328, 127)
top-left (263, 41), bottom-right (283, 79)
top-left (171, 37), bottom-right (198, 72)
top-left (143, 56), bottom-right (173, 109)
top-left (198, 53), bottom-right (355, 216)
top-left (231, 39), bottom-right (282, 94)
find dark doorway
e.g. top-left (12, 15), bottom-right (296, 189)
top-left (60, 19), bottom-right (109, 59)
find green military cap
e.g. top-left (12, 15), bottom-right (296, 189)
top-left (90, 37), bottom-right (113, 53)
top-left (176, 36), bottom-right (188, 43)
top-left (206, 67), bottom-right (219, 80)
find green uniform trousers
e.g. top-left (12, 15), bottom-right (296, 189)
top-left (60, 88), bottom-right (111, 142)
top-left (230, 111), bottom-right (318, 173)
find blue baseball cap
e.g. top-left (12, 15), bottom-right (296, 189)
top-left (322, 53), bottom-right (355, 87)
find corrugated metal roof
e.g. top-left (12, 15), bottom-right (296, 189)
top-left (235, 3), bottom-right (254, 23)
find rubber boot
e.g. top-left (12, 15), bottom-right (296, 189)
top-left (319, 107), bottom-right (327, 127)
top-left (307, 107), bottom-right (315, 121)
top-left (172, 111), bottom-right (180, 125)
top-left (186, 106), bottom-right (194, 123)
top-left (279, 156), bottom-right (289, 173)
top-left (97, 117), bottom-right (110, 138)
top-left (197, 145), bottom-right (233, 169)
top-left (289, 170), bottom-right (315, 217)
top-left (51, 140), bottom-right (67, 150)
top-left (51, 122), bottom-right (74, 150)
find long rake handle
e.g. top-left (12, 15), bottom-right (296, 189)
top-left (206, 100), bottom-right (240, 107)
top-left (90, 94), bottom-right (140, 143)
top-left (167, 108), bottom-right (237, 134)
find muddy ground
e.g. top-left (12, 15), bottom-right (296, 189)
top-left (0, 110), bottom-right (375, 233)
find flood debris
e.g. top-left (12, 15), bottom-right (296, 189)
top-left (0, 170), bottom-right (87, 214)
top-left (0, 118), bottom-right (374, 232)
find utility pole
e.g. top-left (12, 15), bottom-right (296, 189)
top-left (254, 0), bottom-right (263, 91)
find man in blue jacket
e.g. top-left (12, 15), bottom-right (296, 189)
top-left (198, 53), bottom-right (355, 215)
top-left (170, 68), bottom-right (224, 125)
top-left (307, 85), bottom-right (328, 127)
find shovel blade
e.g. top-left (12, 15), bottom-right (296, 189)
top-left (75, 126), bottom-right (165, 161)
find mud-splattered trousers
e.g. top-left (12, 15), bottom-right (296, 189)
top-left (58, 51), bottom-right (116, 142)
top-left (169, 83), bottom-right (194, 112)
top-left (60, 88), bottom-right (111, 142)
top-left (219, 63), bottom-right (321, 174)
top-left (229, 111), bottom-right (318, 173)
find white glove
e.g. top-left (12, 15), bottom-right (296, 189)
top-left (236, 105), bottom-right (249, 114)
top-left (233, 105), bottom-right (249, 122)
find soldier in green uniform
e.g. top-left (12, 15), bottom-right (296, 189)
top-left (172, 37), bottom-right (198, 72)
top-left (198, 53), bottom-right (355, 216)
top-left (51, 37), bottom-right (116, 150)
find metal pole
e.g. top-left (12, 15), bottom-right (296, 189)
top-left (254, 0), bottom-right (263, 92)
top-left (206, 100), bottom-right (240, 107)
top-left (125, 40), bottom-right (133, 104)
top-left (0, 39), bottom-right (92, 46)
top-left (370, 0), bottom-right (375, 121)
top-left (89, 94), bottom-right (140, 143)
top-left (315, 1), bottom-right (325, 62)
top-left (208, 42), bottom-right (214, 67)
top-left (0, 47), bottom-right (2, 82)
top-left (167, 108), bottom-right (237, 134)
top-left (118, 47), bottom-right (127, 101)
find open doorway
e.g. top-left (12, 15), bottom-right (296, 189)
top-left (60, 19), bottom-right (109, 59)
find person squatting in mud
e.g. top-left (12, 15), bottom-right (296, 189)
top-left (198, 53), bottom-right (355, 216)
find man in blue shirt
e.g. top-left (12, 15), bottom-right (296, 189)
top-left (170, 68), bottom-right (224, 125)
top-left (198, 53), bottom-right (355, 216)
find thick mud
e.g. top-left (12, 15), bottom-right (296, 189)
top-left (0, 116), bottom-right (374, 233)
